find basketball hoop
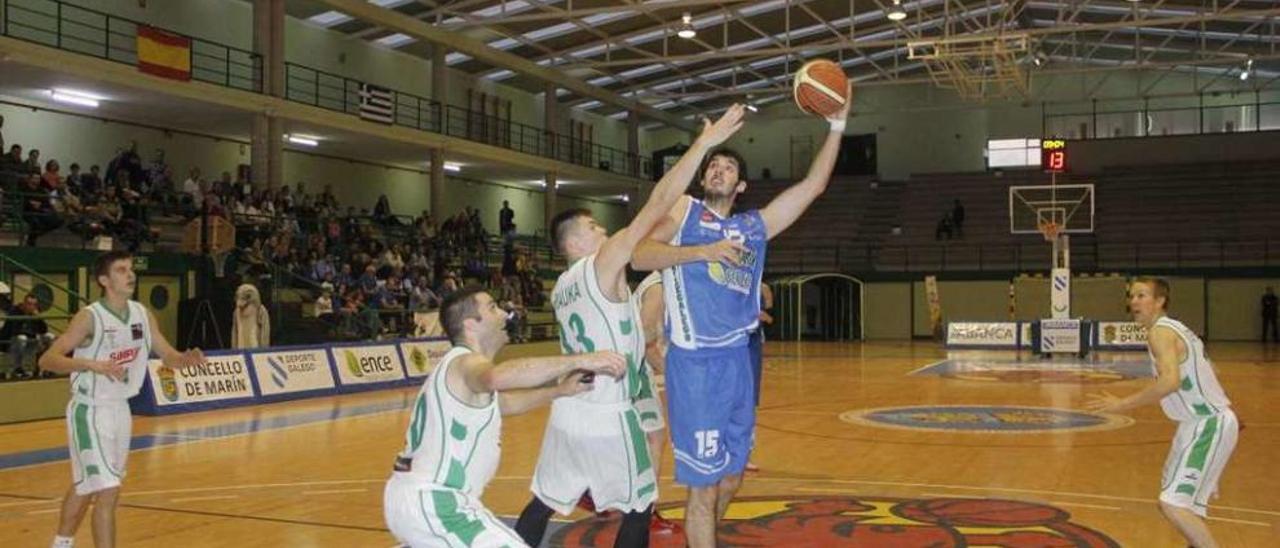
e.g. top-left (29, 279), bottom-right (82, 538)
top-left (1038, 220), bottom-right (1062, 243)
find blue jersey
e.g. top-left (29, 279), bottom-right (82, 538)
top-left (661, 198), bottom-right (767, 351)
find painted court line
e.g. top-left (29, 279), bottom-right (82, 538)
top-left (1051, 501), bottom-right (1122, 511)
top-left (303, 489), bottom-right (368, 496)
top-left (27, 508), bottom-right (60, 515)
top-left (170, 495), bottom-right (240, 503)
top-left (126, 479), bottom-right (386, 498)
top-left (1206, 516), bottom-right (1270, 527)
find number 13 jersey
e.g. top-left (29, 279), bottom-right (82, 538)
top-left (551, 254), bottom-right (644, 405)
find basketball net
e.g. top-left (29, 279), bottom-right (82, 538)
top-left (1038, 220), bottom-right (1062, 243)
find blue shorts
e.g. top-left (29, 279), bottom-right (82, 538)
top-left (665, 345), bottom-right (755, 487)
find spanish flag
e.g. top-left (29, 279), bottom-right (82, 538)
top-left (136, 25), bottom-right (191, 81)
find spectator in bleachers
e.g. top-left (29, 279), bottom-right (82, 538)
top-left (934, 212), bottom-right (953, 241)
top-left (952, 199), bottom-right (966, 238)
top-left (2, 145), bottom-right (21, 171)
top-left (499, 200), bottom-right (515, 236)
top-left (1263, 287), bottom-right (1278, 343)
top-left (3, 294), bottom-right (54, 379)
top-left (41, 160), bottom-right (61, 191)
top-left (80, 164), bottom-right (103, 197)
top-left (65, 163), bottom-right (84, 193)
top-left (373, 194), bottom-right (400, 226)
top-left (409, 276), bottom-right (441, 310)
top-left (23, 148), bottom-right (41, 175)
top-left (358, 264), bottom-right (378, 294)
top-left (183, 167), bottom-right (203, 210)
top-left (20, 173), bottom-right (63, 245)
top-left (315, 282), bottom-right (334, 322)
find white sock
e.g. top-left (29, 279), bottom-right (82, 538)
top-left (52, 536), bottom-right (74, 548)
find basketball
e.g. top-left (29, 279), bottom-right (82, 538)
top-left (793, 59), bottom-right (849, 117)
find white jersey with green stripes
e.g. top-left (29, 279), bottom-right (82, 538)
top-left (70, 300), bottom-right (153, 402)
top-left (551, 254), bottom-right (645, 404)
top-left (1149, 316), bottom-right (1231, 422)
top-left (396, 346), bottom-right (502, 499)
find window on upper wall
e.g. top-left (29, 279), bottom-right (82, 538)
top-left (985, 138), bottom-right (1042, 169)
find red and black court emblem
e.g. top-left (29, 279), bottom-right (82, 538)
top-left (550, 496), bottom-right (1119, 547)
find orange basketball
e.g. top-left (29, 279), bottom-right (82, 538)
top-left (793, 59), bottom-right (849, 117)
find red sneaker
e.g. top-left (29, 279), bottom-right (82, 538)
top-left (650, 512), bottom-right (684, 536)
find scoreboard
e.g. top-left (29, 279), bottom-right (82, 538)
top-left (1041, 139), bottom-right (1068, 173)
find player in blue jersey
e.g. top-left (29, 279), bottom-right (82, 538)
top-left (631, 84), bottom-right (852, 548)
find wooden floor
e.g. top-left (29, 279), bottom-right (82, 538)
top-left (1, 340), bottom-right (1277, 547)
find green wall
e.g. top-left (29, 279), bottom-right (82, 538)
top-left (1206, 278), bottom-right (1280, 341)
top-left (863, 282), bottom-right (911, 340)
top-left (866, 275), bottom-right (1234, 341)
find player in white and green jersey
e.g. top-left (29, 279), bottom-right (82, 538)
top-left (514, 106), bottom-right (747, 548)
top-left (383, 286), bottom-right (625, 548)
top-left (39, 251), bottom-right (206, 548)
top-left (1087, 277), bottom-right (1237, 548)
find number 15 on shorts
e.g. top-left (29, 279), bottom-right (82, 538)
top-left (695, 430), bottom-right (720, 459)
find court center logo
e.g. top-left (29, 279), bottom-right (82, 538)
top-left (840, 405), bottom-right (1132, 433)
top-left (550, 496), bottom-right (1119, 547)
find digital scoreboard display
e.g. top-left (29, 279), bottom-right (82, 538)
top-left (1041, 139), bottom-right (1067, 173)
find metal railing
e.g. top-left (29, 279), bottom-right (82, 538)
top-left (768, 239), bottom-right (1280, 273)
top-left (2, 0), bottom-right (262, 92)
top-left (285, 63), bottom-right (652, 179)
top-left (1044, 94), bottom-right (1280, 140)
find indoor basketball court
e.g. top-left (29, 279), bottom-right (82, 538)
top-left (0, 338), bottom-right (1276, 547)
top-left (0, 0), bottom-right (1278, 547)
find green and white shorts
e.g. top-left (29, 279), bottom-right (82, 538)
top-left (634, 362), bottom-right (666, 434)
top-left (383, 473), bottom-right (526, 548)
top-left (66, 399), bottom-right (132, 496)
top-left (531, 398), bottom-right (657, 516)
top-left (1160, 409), bottom-right (1238, 517)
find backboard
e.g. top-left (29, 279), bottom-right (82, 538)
top-left (1009, 184), bottom-right (1095, 235)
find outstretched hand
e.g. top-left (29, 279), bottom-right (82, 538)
top-left (697, 104), bottom-right (747, 149)
top-left (1084, 391), bottom-right (1125, 413)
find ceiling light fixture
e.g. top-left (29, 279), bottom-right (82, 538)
top-left (1239, 58), bottom-right (1254, 81)
top-left (886, 0), bottom-right (907, 21)
top-left (49, 88), bottom-right (102, 108)
top-left (677, 12), bottom-right (696, 39)
top-left (285, 134), bottom-right (320, 147)
top-left (444, 162), bottom-right (462, 172)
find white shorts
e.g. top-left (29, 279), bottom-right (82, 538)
top-left (1159, 409), bottom-right (1238, 517)
top-left (530, 398), bottom-right (657, 516)
top-left (383, 473), bottom-right (527, 548)
top-left (66, 399), bottom-right (132, 496)
top-left (634, 363), bottom-right (666, 433)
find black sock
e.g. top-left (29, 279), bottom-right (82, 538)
top-left (613, 504), bottom-right (653, 548)
top-left (515, 496), bottom-right (556, 547)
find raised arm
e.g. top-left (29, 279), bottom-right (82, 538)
top-left (594, 106), bottom-right (746, 296)
top-left (759, 82), bottom-right (852, 240)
